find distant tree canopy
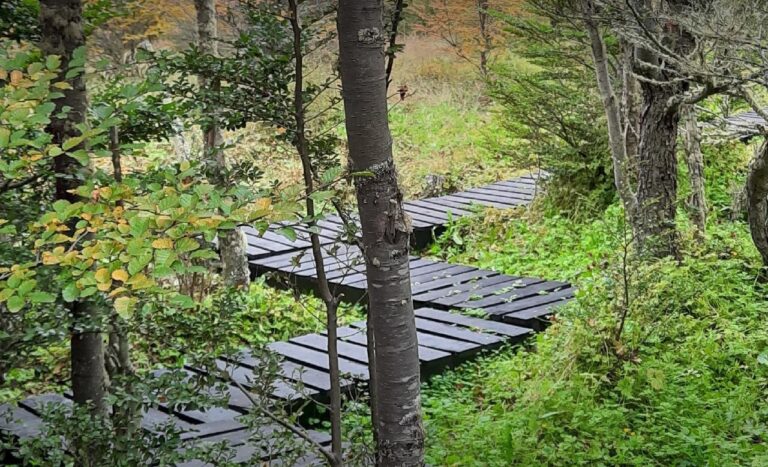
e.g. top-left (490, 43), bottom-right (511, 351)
top-left (412, 0), bottom-right (524, 75)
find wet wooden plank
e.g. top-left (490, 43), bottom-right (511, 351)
top-left (484, 287), bottom-right (576, 316)
top-left (412, 274), bottom-right (518, 304)
top-left (406, 199), bottom-right (475, 216)
top-left (429, 276), bottom-right (546, 307)
top-left (453, 281), bottom-right (569, 309)
top-left (449, 191), bottom-right (522, 207)
top-left (414, 318), bottom-right (502, 346)
top-left (267, 341), bottom-right (369, 379)
top-left (0, 404), bottom-right (42, 439)
top-left (414, 307), bottom-right (531, 339)
top-left (411, 268), bottom-right (492, 295)
top-left (334, 325), bottom-right (451, 365)
top-left (290, 333), bottom-right (370, 365)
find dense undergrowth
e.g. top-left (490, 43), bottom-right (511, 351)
top-left (420, 135), bottom-right (768, 464)
top-left (423, 225), bottom-right (768, 464)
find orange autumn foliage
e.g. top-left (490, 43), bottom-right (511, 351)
top-left (412, 0), bottom-right (524, 75)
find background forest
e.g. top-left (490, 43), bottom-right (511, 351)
top-left (2, 0), bottom-right (768, 465)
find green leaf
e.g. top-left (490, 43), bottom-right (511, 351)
top-left (62, 135), bottom-right (85, 151)
top-left (7, 295), bottom-right (24, 313)
top-left (277, 227), bottom-right (297, 242)
top-left (309, 190), bottom-right (335, 202)
top-left (7, 274), bottom-right (22, 289)
top-left (29, 291), bottom-right (56, 303)
top-left (0, 128), bottom-right (9, 148)
top-left (757, 352), bottom-right (768, 366)
top-left (62, 283), bottom-right (79, 302)
top-left (170, 294), bottom-right (195, 309)
top-left (17, 279), bottom-right (37, 296)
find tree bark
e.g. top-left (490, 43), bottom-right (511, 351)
top-left (635, 80), bottom-right (681, 258)
top-left (582, 0), bottom-right (637, 215)
top-left (39, 0), bottom-right (107, 415)
top-left (477, 0), bottom-right (490, 77)
top-left (194, 0), bottom-right (250, 289)
top-left (336, 2), bottom-right (425, 465)
top-left (747, 141), bottom-right (768, 271)
top-left (681, 105), bottom-right (707, 237)
top-left (630, 0), bottom-right (692, 259)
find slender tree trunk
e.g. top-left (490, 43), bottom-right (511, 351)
top-left (620, 41), bottom-right (640, 182)
top-left (337, 2), bottom-right (425, 465)
top-left (747, 141), bottom-right (768, 272)
top-left (477, 0), bottom-right (490, 77)
top-left (194, 0), bottom-right (250, 289)
top-left (287, 0), bottom-right (343, 463)
top-left (681, 105), bottom-right (707, 237)
top-left (39, 0), bottom-right (107, 415)
top-left (582, 0), bottom-right (637, 216)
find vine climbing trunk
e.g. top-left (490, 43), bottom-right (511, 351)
top-left (194, 0), bottom-right (250, 289)
top-left (39, 0), bottom-right (107, 415)
top-left (336, 1), bottom-right (425, 465)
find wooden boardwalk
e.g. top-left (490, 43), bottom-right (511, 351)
top-left (2, 173), bottom-right (560, 465)
top-left (188, 306), bottom-right (530, 408)
top-left (0, 392), bottom-right (331, 466)
top-left (1, 307), bottom-right (529, 465)
top-left (243, 173), bottom-right (544, 258)
top-left (250, 244), bottom-right (573, 331)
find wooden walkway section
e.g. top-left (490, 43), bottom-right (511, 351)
top-left (250, 244), bottom-right (573, 331)
top-left (0, 392), bottom-right (331, 466)
top-left (0, 307), bottom-right (530, 465)
top-left (243, 173), bottom-right (544, 258)
top-left (2, 173), bottom-right (559, 465)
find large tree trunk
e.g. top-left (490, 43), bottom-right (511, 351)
top-left (40, 0), bottom-right (107, 415)
top-left (635, 81), bottom-right (681, 258)
top-left (194, 0), bottom-right (250, 289)
top-left (336, 1), bottom-right (425, 465)
top-left (747, 141), bottom-right (768, 271)
top-left (681, 105), bottom-right (707, 237)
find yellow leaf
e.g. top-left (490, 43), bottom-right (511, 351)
top-left (111, 269), bottom-right (129, 282)
top-left (152, 238), bottom-right (173, 249)
top-left (156, 216), bottom-right (172, 228)
top-left (95, 268), bottom-right (111, 283)
top-left (96, 280), bottom-right (112, 292)
top-left (126, 273), bottom-right (154, 290)
top-left (255, 198), bottom-right (272, 211)
top-left (42, 252), bottom-right (59, 265)
top-left (9, 70), bottom-right (23, 85)
top-left (113, 296), bottom-right (136, 319)
top-left (0, 69), bottom-right (6, 80)
top-left (109, 287), bottom-right (128, 298)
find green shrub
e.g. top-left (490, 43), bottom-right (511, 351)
top-left (423, 221), bottom-right (768, 466)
